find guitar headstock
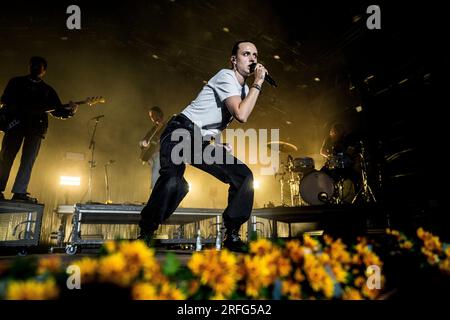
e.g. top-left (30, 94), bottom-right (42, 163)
top-left (84, 96), bottom-right (106, 106)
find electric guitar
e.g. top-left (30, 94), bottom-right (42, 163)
top-left (0, 96), bottom-right (106, 132)
top-left (139, 121), bottom-right (166, 163)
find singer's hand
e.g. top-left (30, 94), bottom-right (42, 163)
top-left (222, 143), bottom-right (232, 153)
top-left (252, 63), bottom-right (267, 85)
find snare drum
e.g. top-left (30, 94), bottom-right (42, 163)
top-left (300, 170), bottom-right (335, 205)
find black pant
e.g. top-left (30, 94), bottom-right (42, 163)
top-left (0, 129), bottom-right (42, 194)
top-left (139, 114), bottom-right (254, 234)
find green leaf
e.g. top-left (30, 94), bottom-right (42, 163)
top-left (162, 252), bottom-right (180, 276)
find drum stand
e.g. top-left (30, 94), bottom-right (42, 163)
top-left (276, 167), bottom-right (300, 207)
top-left (352, 151), bottom-right (376, 204)
top-left (288, 171), bottom-right (300, 207)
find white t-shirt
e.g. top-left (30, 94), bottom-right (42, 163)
top-left (181, 69), bottom-right (249, 138)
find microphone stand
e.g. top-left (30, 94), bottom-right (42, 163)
top-left (104, 160), bottom-right (115, 204)
top-left (87, 117), bottom-right (102, 203)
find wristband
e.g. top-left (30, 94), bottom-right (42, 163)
top-left (252, 83), bottom-right (262, 91)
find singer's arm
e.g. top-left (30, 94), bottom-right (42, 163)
top-left (225, 66), bottom-right (266, 123)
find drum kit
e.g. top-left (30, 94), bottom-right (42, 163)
top-left (268, 141), bottom-right (375, 206)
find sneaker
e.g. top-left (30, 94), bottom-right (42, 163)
top-left (11, 193), bottom-right (38, 203)
top-left (223, 229), bottom-right (248, 253)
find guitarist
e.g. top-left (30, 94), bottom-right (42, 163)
top-left (0, 56), bottom-right (78, 203)
top-left (138, 106), bottom-right (165, 191)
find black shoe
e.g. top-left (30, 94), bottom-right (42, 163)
top-left (0, 192), bottom-right (4, 201)
top-left (11, 193), bottom-right (38, 203)
top-left (223, 230), bottom-right (248, 253)
top-left (137, 232), bottom-right (155, 248)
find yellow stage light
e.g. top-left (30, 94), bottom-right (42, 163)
top-left (60, 176), bottom-right (81, 186)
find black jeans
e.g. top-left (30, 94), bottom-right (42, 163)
top-left (0, 129), bottom-right (42, 194)
top-left (139, 114), bottom-right (254, 234)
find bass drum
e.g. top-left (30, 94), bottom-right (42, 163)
top-left (300, 170), bottom-right (335, 205)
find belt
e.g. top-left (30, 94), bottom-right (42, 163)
top-left (172, 113), bottom-right (195, 130)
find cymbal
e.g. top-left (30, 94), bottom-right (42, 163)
top-left (267, 141), bottom-right (298, 153)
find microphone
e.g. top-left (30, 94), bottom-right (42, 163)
top-left (250, 63), bottom-right (277, 87)
top-left (91, 115), bottom-right (105, 121)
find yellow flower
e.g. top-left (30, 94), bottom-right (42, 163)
top-left (417, 227), bottom-right (425, 239)
top-left (132, 282), bottom-right (158, 300)
top-left (354, 242), bottom-right (371, 256)
top-left (303, 254), bottom-right (334, 298)
top-left (103, 240), bottom-right (118, 253)
top-left (424, 237), bottom-right (442, 252)
top-left (213, 274), bottom-right (237, 296)
top-left (119, 241), bottom-right (156, 269)
top-left (318, 252), bottom-right (330, 264)
top-left (286, 240), bottom-right (303, 263)
top-left (98, 253), bottom-right (131, 286)
top-left (188, 250), bottom-right (239, 298)
top-left (354, 276), bottom-right (365, 288)
top-left (6, 279), bottom-right (59, 300)
top-left (400, 241), bottom-right (414, 250)
top-left (445, 246), bottom-right (450, 258)
top-left (362, 283), bottom-right (380, 299)
top-left (37, 257), bottom-right (61, 275)
top-left (281, 280), bottom-right (302, 300)
top-left (211, 293), bottom-right (226, 300)
top-left (73, 257), bottom-right (98, 283)
top-left (322, 276), bottom-right (335, 299)
top-left (342, 287), bottom-right (363, 300)
top-left (294, 268), bottom-right (305, 282)
top-left (187, 280), bottom-right (200, 296)
top-left (158, 282), bottom-right (186, 300)
top-left (277, 257), bottom-right (292, 277)
top-left (329, 240), bottom-right (351, 264)
top-left (362, 252), bottom-right (382, 268)
top-left (245, 280), bottom-right (261, 298)
top-left (243, 255), bottom-right (277, 297)
top-left (143, 267), bottom-right (166, 285)
top-left (331, 263), bottom-right (348, 283)
top-left (303, 234), bottom-right (320, 251)
top-left (439, 257), bottom-right (450, 274)
top-left (188, 252), bottom-right (207, 275)
top-left (323, 235), bottom-right (334, 246)
top-left (249, 238), bottom-right (273, 256)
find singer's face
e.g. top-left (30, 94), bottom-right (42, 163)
top-left (233, 42), bottom-right (258, 76)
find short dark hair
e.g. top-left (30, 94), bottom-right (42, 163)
top-left (29, 56), bottom-right (47, 70)
top-left (150, 106), bottom-right (164, 118)
top-left (331, 123), bottom-right (346, 135)
top-left (231, 40), bottom-right (255, 56)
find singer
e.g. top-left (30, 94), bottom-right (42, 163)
top-left (139, 41), bottom-right (268, 252)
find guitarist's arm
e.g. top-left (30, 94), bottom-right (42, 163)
top-left (139, 126), bottom-right (157, 149)
top-left (1, 78), bottom-right (19, 111)
top-left (49, 87), bottom-right (78, 119)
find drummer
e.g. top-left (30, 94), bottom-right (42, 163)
top-left (320, 123), bottom-right (360, 187)
top-left (320, 123), bottom-right (352, 160)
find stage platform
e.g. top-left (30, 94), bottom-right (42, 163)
top-left (0, 201), bottom-right (44, 252)
top-left (1, 201), bottom-right (383, 255)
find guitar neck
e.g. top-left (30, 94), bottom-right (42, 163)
top-left (65, 100), bottom-right (89, 106)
